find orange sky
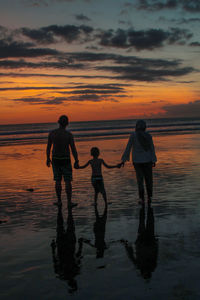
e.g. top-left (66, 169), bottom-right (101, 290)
top-left (0, 0), bottom-right (200, 124)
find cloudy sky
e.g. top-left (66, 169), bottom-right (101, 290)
top-left (0, 0), bottom-right (200, 124)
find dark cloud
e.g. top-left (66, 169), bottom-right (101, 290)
top-left (162, 100), bottom-right (200, 117)
top-left (0, 51), bottom-right (196, 82)
top-left (21, 24), bottom-right (94, 44)
top-left (0, 72), bottom-right (112, 79)
top-left (158, 16), bottom-right (200, 25)
top-left (0, 38), bottom-right (59, 58)
top-left (64, 51), bottom-right (181, 68)
top-left (14, 93), bottom-right (119, 105)
top-left (21, 28), bottom-right (55, 44)
top-left (74, 83), bottom-right (129, 89)
top-left (97, 65), bottom-right (195, 82)
top-left (136, 0), bottom-right (200, 12)
top-left (22, 0), bottom-right (80, 7)
top-left (97, 27), bottom-right (192, 50)
top-left (176, 17), bottom-right (200, 24)
top-left (0, 86), bottom-right (70, 91)
top-left (75, 14), bottom-right (91, 22)
top-left (0, 83), bottom-right (127, 94)
top-left (190, 42), bottom-right (200, 47)
top-left (19, 24), bottom-right (193, 50)
top-left (0, 59), bottom-right (85, 69)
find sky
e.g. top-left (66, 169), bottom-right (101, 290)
top-left (0, 0), bottom-right (200, 124)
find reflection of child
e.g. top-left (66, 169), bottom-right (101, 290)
top-left (77, 147), bottom-right (123, 204)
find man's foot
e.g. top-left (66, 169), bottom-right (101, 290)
top-left (53, 201), bottom-right (62, 207)
top-left (138, 199), bottom-right (145, 206)
top-left (68, 202), bottom-right (78, 208)
top-left (148, 198), bottom-right (152, 206)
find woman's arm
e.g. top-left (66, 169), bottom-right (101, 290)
top-left (121, 133), bottom-right (134, 162)
top-left (150, 135), bottom-right (157, 164)
top-left (102, 160), bottom-right (122, 169)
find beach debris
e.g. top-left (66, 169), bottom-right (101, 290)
top-left (26, 188), bottom-right (34, 192)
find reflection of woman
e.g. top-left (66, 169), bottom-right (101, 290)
top-left (83, 203), bottom-right (107, 258)
top-left (51, 206), bottom-right (83, 293)
top-left (121, 120), bottom-right (157, 205)
top-left (121, 206), bottom-right (158, 280)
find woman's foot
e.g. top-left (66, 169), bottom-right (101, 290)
top-left (148, 197), bottom-right (152, 206)
top-left (68, 202), bottom-right (78, 208)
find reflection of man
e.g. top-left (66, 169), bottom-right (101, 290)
top-left (83, 203), bottom-right (108, 258)
top-left (121, 206), bottom-right (158, 279)
top-left (46, 115), bottom-right (79, 208)
top-left (51, 206), bottom-right (83, 293)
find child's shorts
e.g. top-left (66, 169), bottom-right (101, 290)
top-left (91, 176), bottom-right (105, 193)
top-left (52, 158), bottom-right (72, 182)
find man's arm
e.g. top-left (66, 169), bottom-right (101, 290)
top-left (69, 133), bottom-right (79, 168)
top-left (46, 133), bottom-right (52, 167)
top-left (78, 161), bottom-right (90, 169)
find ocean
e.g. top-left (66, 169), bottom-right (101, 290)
top-left (0, 117), bottom-right (200, 146)
top-left (1, 117), bottom-right (200, 299)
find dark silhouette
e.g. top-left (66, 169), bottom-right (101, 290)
top-left (121, 206), bottom-right (158, 280)
top-left (83, 203), bottom-right (108, 258)
top-left (46, 115), bottom-right (79, 208)
top-left (51, 206), bottom-right (83, 293)
top-left (121, 120), bottom-right (157, 205)
top-left (78, 147), bottom-right (122, 204)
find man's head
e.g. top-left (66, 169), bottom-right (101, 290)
top-left (58, 115), bottom-right (69, 128)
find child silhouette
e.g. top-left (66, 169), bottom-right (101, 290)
top-left (77, 147), bottom-right (122, 204)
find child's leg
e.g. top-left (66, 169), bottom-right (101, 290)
top-left (94, 190), bottom-right (98, 204)
top-left (102, 188), bottom-right (107, 204)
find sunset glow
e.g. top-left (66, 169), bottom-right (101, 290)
top-left (0, 0), bottom-right (200, 124)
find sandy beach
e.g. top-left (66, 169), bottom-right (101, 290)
top-left (1, 133), bottom-right (200, 299)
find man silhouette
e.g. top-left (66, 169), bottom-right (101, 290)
top-left (46, 115), bottom-right (79, 208)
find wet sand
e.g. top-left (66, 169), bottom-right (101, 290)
top-left (0, 133), bottom-right (200, 299)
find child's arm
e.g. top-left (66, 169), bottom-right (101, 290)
top-left (102, 160), bottom-right (123, 169)
top-left (78, 160), bottom-right (90, 169)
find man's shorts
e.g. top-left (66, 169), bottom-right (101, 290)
top-left (52, 158), bottom-right (72, 182)
top-left (91, 176), bottom-right (105, 193)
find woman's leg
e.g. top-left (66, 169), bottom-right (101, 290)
top-left (143, 162), bottom-right (153, 203)
top-left (134, 163), bottom-right (145, 203)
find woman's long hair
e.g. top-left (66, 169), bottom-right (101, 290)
top-left (135, 120), bottom-right (151, 151)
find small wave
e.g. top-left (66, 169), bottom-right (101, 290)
top-left (0, 121), bottom-right (200, 136)
top-left (0, 126), bottom-right (200, 146)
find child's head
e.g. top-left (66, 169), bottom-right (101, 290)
top-left (91, 147), bottom-right (100, 158)
top-left (58, 115), bottom-right (69, 127)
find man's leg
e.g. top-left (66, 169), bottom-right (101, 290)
top-left (65, 180), bottom-right (77, 208)
top-left (54, 180), bottom-right (62, 206)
